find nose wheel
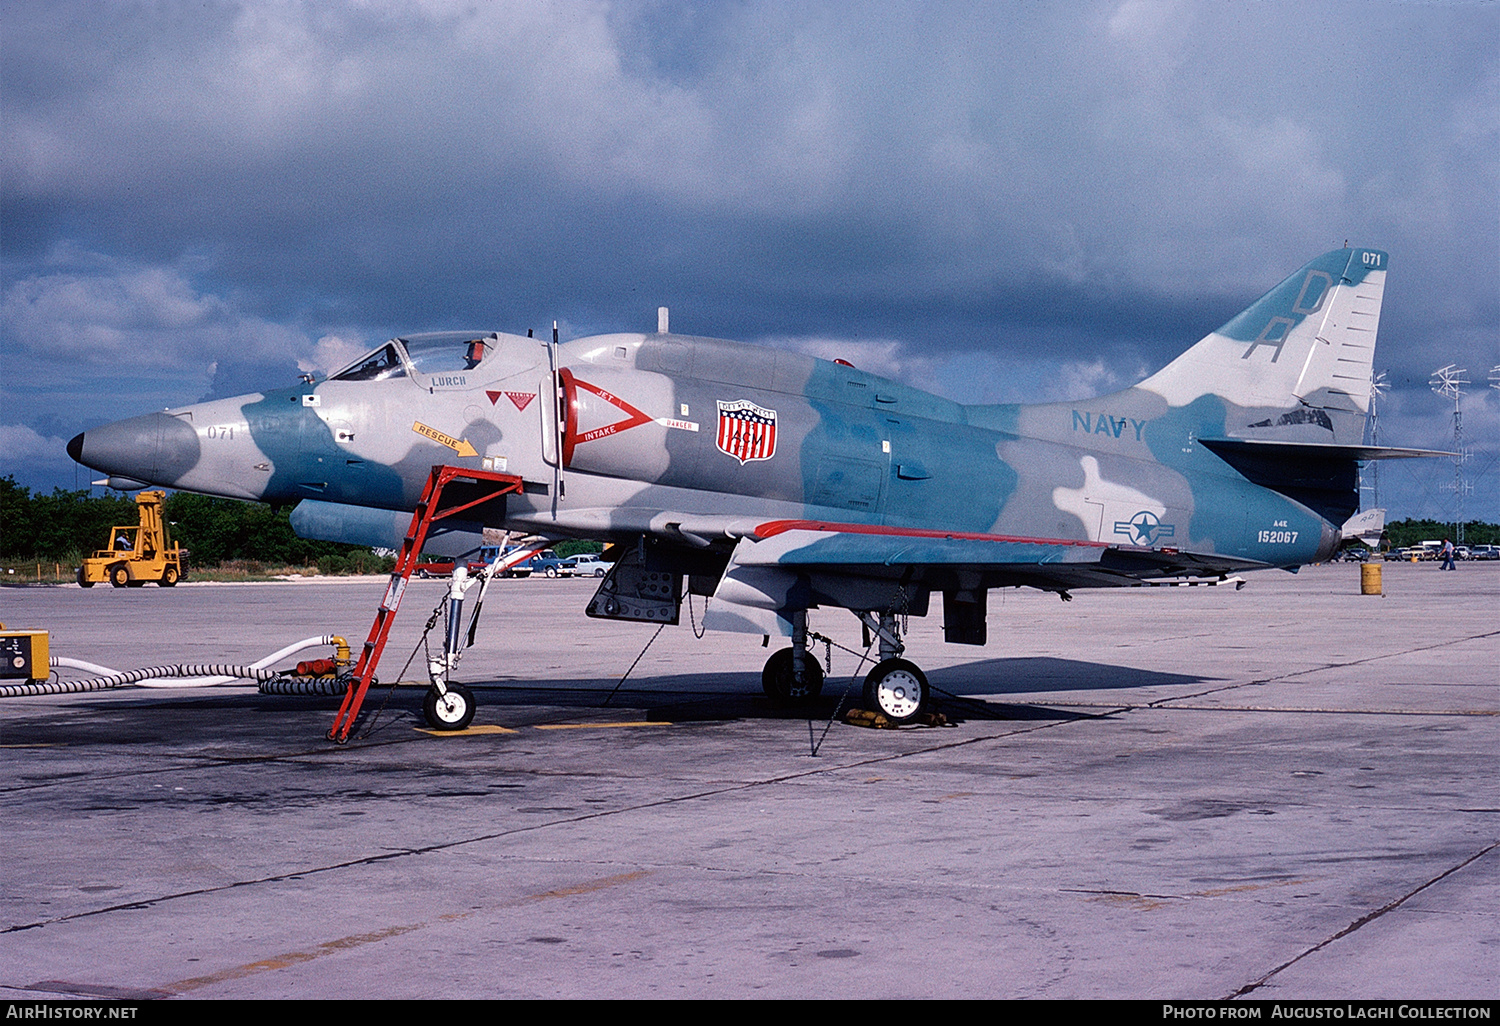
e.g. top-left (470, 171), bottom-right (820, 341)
top-left (863, 659), bottom-right (929, 723)
top-left (423, 683), bottom-right (475, 731)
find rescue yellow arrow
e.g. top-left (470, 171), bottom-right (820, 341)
top-left (411, 421), bottom-right (478, 458)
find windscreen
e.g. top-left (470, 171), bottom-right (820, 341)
top-left (330, 343), bottom-right (407, 382)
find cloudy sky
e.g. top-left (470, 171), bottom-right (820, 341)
top-left (3, 0), bottom-right (1497, 522)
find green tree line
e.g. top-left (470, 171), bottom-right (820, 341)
top-left (1, 477), bottom-right (382, 568)
top-left (1383, 518), bottom-right (1499, 549)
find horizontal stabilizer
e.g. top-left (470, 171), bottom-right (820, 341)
top-left (1341, 508), bottom-right (1385, 548)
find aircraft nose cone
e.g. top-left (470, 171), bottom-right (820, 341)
top-left (69, 412), bottom-right (201, 486)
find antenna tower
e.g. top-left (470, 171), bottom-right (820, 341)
top-left (1362, 370), bottom-right (1388, 509)
top-left (1429, 365), bottom-right (1470, 545)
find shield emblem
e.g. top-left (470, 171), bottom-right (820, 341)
top-left (716, 399), bottom-right (778, 464)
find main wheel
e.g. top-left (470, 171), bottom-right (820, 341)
top-left (761, 647), bottom-right (824, 705)
top-left (423, 683), bottom-right (476, 731)
top-left (159, 566), bottom-right (178, 587)
top-left (545, 566), bottom-right (558, 578)
top-left (109, 564), bottom-right (130, 588)
top-left (77, 567), bottom-right (94, 588)
top-left (863, 659), bottom-right (929, 724)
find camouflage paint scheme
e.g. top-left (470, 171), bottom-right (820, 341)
top-left (71, 248), bottom-right (1421, 647)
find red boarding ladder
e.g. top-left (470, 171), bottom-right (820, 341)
top-left (329, 465), bottom-right (525, 743)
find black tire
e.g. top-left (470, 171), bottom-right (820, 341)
top-left (594, 568), bottom-right (606, 577)
top-left (863, 659), bottom-right (929, 724)
top-left (761, 647), bottom-right (824, 705)
top-left (109, 564), bottom-right (130, 588)
top-left (159, 566), bottom-right (178, 587)
top-left (423, 683), bottom-right (475, 731)
top-left (77, 567), bottom-right (94, 588)
top-left (545, 566), bottom-right (558, 578)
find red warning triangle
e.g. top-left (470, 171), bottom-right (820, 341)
top-left (487, 390), bottom-right (535, 411)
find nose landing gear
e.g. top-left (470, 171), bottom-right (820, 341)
top-left (327, 466), bottom-right (528, 745)
top-left (423, 681), bottom-right (475, 731)
top-left (423, 565), bottom-right (480, 731)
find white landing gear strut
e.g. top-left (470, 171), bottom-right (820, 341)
top-left (424, 565), bottom-right (477, 730)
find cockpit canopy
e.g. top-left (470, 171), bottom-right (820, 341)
top-left (330, 332), bottom-right (504, 383)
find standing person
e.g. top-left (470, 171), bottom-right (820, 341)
top-left (1440, 538), bottom-right (1456, 571)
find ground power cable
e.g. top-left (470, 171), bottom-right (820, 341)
top-left (1, 636), bottom-right (346, 698)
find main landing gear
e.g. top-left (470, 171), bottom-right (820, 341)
top-left (855, 610), bottom-right (929, 725)
top-left (762, 610), bottom-right (824, 704)
top-left (761, 608), bottom-right (932, 725)
top-left (862, 659), bottom-right (929, 723)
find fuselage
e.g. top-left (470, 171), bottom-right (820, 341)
top-left (70, 329), bottom-right (1339, 569)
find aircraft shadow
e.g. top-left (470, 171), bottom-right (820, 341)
top-left (926, 656), bottom-right (1220, 697)
top-left (450, 654), bottom-right (1217, 724)
top-left (30, 658), bottom-right (1219, 735)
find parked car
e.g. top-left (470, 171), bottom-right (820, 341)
top-left (522, 550), bottom-right (570, 577)
top-left (416, 546), bottom-right (535, 578)
top-left (1470, 545), bottom-right (1499, 561)
top-left (561, 554), bottom-right (611, 577)
top-left (414, 557), bottom-right (456, 578)
top-left (468, 545), bottom-right (532, 578)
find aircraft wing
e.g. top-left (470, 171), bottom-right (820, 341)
top-left (699, 519), bottom-right (1270, 638)
top-left (740, 520), bottom-right (1268, 584)
top-left (1196, 439), bottom-right (1455, 461)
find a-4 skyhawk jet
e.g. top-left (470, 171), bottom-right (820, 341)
top-left (69, 247), bottom-right (1437, 729)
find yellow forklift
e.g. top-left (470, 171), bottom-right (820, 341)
top-left (77, 491), bottom-right (186, 588)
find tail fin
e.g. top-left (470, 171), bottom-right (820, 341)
top-left (1138, 248), bottom-right (1387, 445)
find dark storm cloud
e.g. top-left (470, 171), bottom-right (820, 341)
top-left (3, 0), bottom-right (1497, 516)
